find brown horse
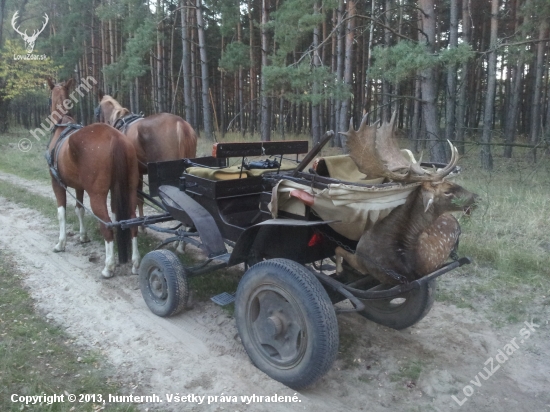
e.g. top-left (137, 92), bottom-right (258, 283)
top-left (47, 78), bottom-right (140, 278)
top-left (95, 93), bottom-right (197, 218)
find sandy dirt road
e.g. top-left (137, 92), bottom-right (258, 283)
top-left (0, 171), bottom-right (549, 412)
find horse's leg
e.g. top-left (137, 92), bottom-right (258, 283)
top-left (137, 176), bottom-right (146, 233)
top-left (51, 178), bottom-right (67, 252)
top-left (130, 226), bottom-right (141, 275)
top-left (90, 194), bottom-right (116, 278)
top-left (75, 189), bottom-right (90, 243)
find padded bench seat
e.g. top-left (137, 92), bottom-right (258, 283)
top-left (185, 161), bottom-right (297, 181)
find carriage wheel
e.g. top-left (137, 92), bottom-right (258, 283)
top-left (139, 249), bottom-right (189, 317)
top-left (235, 259), bottom-right (339, 389)
top-left (359, 279), bottom-right (436, 330)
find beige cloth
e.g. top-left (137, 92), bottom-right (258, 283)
top-left (269, 179), bottom-right (420, 240)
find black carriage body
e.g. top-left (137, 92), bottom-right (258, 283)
top-left (148, 145), bottom-right (342, 266)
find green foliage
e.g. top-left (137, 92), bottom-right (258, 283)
top-left (216, 0), bottom-right (242, 37)
top-left (270, 0), bottom-right (323, 64)
top-left (0, 40), bottom-right (58, 101)
top-left (219, 42), bottom-right (250, 72)
top-left (103, 17), bottom-right (156, 85)
top-left (369, 41), bottom-right (474, 84)
top-left (263, 60), bottom-right (350, 104)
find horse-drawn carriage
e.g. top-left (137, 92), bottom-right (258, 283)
top-left (113, 131), bottom-right (472, 389)
top-left (47, 79), bottom-right (475, 390)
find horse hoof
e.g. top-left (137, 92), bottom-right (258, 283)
top-left (101, 268), bottom-right (114, 278)
top-left (80, 235), bottom-right (90, 243)
top-left (131, 265), bottom-right (139, 275)
top-left (53, 245), bottom-right (65, 253)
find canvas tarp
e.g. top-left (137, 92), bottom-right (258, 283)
top-left (269, 179), bottom-right (421, 241)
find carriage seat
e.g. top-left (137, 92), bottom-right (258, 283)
top-left (184, 140), bottom-right (310, 181)
top-left (185, 161), bottom-right (296, 181)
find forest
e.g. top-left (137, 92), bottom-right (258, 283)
top-left (1, 0), bottom-right (550, 169)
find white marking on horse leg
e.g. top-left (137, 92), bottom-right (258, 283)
top-left (53, 206), bottom-right (66, 252)
top-left (131, 237), bottom-right (141, 275)
top-left (101, 240), bottom-right (115, 278)
top-left (112, 213), bottom-right (117, 222)
top-left (75, 206), bottom-right (89, 243)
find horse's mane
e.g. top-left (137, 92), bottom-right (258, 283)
top-left (102, 95), bottom-right (130, 125)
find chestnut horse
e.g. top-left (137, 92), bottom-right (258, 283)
top-left (95, 93), bottom-right (197, 218)
top-left (47, 79), bottom-right (140, 278)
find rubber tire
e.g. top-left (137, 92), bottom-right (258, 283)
top-left (139, 249), bottom-right (189, 317)
top-left (235, 258), bottom-right (339, 390)
top-left (359, 279), bottom-right (436, 330)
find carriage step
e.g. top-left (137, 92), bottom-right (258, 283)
top-left (211, 292), bottom-right (235, 306)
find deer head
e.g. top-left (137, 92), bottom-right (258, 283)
top-left (12, 11), bottom-right (49, 54)
top-left (342, 112), bottom-right (459, 182)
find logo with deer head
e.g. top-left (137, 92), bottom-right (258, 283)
top-left (11, 11), bottom-right (49, 54)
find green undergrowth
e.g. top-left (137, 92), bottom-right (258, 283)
top-left (435, 147), bottom-right (550, 326)
top-left (0, 251), bottom-right (139, 412)
top-left (0, 128), bottom-right (51, 183)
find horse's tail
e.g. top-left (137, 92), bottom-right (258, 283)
top-left (177, 119), bottom-right (198, 159)
top-left (110, 135), bottom-right (131, 264)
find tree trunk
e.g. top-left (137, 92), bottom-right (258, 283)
top-left (311, 1), bottom-right (322, 145)
top-left (418, 0), bottom-right (447, 162)
top-left (196, 0), bottom-right (214, 140)
top-left (480, 0), bottom-right (499, 170)
top-left (260, 0), bottom-right (271, 141)
top-left (0, 0), bottom-right (7, 48)
top-left (529, 19), bottom-right (548, 160)
top-left (237, 19), bottom-right (245, 136)
top-left (382, 0), bottom-right (392, 122)
top-left (445, 0), bottom-right (458, 144)
top-left (181, 0), bottom-right (193, 126)
top-left (504, 0), bottom-right (529, 158)
top-left (248, 1), bottom-right (256, 136)
top-left (334, 0), bottom-right (345, 146)
top-left (455, 0), bottom-right (472, 155)
top-left (338, 0), bottom-right (355, 151)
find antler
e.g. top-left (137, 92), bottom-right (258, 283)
top-left (342, 112), bottom-right (459, 182)
top-left (11, 11), bottom-right (27, 38)
top-left (28, 13), bottom-right (49, 41)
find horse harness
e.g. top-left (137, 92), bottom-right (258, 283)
top-left (113, 113), bottom-right (144, 134)
top-left (45, 122), bottom-right (83, 185)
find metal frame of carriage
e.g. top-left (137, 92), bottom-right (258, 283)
top-left (107, 131), bottom-right (471, 389)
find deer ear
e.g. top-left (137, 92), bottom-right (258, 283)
top-left (422, 190), bottom-right (434, 213)
top-left (46, 77), bottom-right (55, 90)
top-left (65, 78), bottom-right (75, 91)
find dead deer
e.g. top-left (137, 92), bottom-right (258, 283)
top-left (335, 113), bottom-right (478, 285)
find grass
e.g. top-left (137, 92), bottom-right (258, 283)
top-left (389, 360), bottom-right (423, 383)
top-left (337, 320), bottom-right (360, 369)
top-left (434, 146), bottom-right (550, 325)
top-left (0, 128), bottom-right (51, 183)
top-left (0, 250), bottom-right (139, 412)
